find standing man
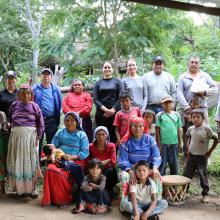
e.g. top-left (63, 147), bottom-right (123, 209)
top-left (142, 56), bottom-right (176, 114)
top-left (33, 68), bottom-right (62, 161)
top-left (177, 55), bottom-right (218, 153)
top-left (0, 71), bottom-right (18, 119)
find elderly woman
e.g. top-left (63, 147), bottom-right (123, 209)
top-left (62, 79), bottom-right (93, 142)
top-left (89, 126), bottom-right (117, 193)
top-left (7, 84), bottom-right (44, 198)
top-left (117, 117), bottom-right (162, 212)
top-left (0, 71), bottom-right (18, 195)
top-left (93, 61), bottom-right (124, 143)
top-left (122, 59), bottom-right (147, 110)
top-left (41, 112), bottom-right (89, 207)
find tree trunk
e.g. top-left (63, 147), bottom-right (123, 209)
top-left (31, 47), bottom-right (40, 84)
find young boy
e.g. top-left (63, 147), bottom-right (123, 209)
top-left (122, 160), bottom-right (168, 220)
top-left (156, 96), bottom-right (182, 176)
top-left (184, 109), bottom-right (218, 203)
top-left (113, 91), bottom-right (141, 145)
top-left (143, 109), bottom-right (156, 138)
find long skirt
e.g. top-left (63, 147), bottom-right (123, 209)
top-left (7, 126), bottom-right (42, 195)
top-left (0, 134), bottom-right (8, 181)
top-left (82, 116), bottom-right (93, 143)
top-left (78, 190), bottom-right (111, 214)
top-left (41, 160), bottom-right (86, 206)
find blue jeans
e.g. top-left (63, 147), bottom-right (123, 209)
top-left (123, 199), bottom-right (168, 216)
top-left (159, 144), bottom-right (179, 176)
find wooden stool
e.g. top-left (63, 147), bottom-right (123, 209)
top-left (162, 175), bottom-right (191, 206)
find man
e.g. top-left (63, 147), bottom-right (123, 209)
top-left (142, 56), bottom-right (176, 114)
top-left (0, 71), bottom-right (18, 119)
top-left (33, 68), bottom-right (62, 161)
top-left (177, 55), bottom-right (218, 154)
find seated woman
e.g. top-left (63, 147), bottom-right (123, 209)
top-left (89, 126), bottom-right (118, 194)
top-left (41, 112), bottom-right (89, 207)
top-left (62, 79), bottom-right (93, 142)
top-left (117, 117), bottom-right (162, 212)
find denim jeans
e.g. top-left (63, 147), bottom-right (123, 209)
top-left (122, 199), bottom-right (168, 216)
top-left (159, 144), bottom-right (179, 176)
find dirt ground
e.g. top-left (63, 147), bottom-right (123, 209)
top-left (0, 194), bottom-right (220, 220)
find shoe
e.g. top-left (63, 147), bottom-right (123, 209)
top-left (201, 196), bottom-right (209, 203)
top-left (147, 214), bottom-right (159, 220)
top-left (31, 189), bottom-right (39, 199)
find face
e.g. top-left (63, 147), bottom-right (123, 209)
top-left (102, 62), bottom-right (113, 78)
top-left (89, 165), bottom-right (102, 178)
top-left (136, 165), bottom-right (150, 181)
top-left (131, 122), bottom-right (144, 139)
top-left (162, 101), bottom-right (173, 111)
top-left (96, 129), bottom-right (108, 142)
top-left (191, 113), bottom-right (203, 127)
top-left (41, 72), bottom-right (52, 85)
top-left (143, 113), bottom-right (154, 125)
top-left (153, 61), bottom-right (163, 75)
top-left (6, 77), bottom-right (16, 88)
top-left (127, 60), bottom-right (137, 76)
top-left (18, 89), bottom-right (32, 103)
top-left (64, 115), bottom-right (77, 132)
top-left (73, 80), bottom-right (83, 94)
top-left (121, 97), bottom-right (131, 110)
top-left (190, 101), bottom-right (200, 109)
top-left (188, 57), bottom-right (200, 73)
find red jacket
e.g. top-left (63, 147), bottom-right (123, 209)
top-left (62, 91), bottom-right (92, 118)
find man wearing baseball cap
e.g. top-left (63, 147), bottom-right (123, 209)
top-left (142, 56), bottom-right (176, 114)
top-left (33, 68), bottom-right (62, 162)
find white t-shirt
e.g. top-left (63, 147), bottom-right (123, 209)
top-left (129, 177), bottom-right (157, 204)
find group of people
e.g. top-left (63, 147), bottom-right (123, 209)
top-left (0, 54), bottom-right (219, 220)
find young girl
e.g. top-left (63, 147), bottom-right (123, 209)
top-left (72, 158), bottom-right (111, 214)
top-left (142, 109), bottom-right (156, 137)
top-left (123, 160), bottom-right (168, 220)
top-left (7, 84), bottom-right (44, 198)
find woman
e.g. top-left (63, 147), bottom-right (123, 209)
top-left (122, 59), bottom-right (147, 111)
top-left (93, 61), bottom-right (124, 143)
top-left (62, 79), bottom-right (93, 142)
top-left (7, 84), bottom-right (44, 197)
top-left (0, 71), bottom-right (17, 195)
top-left (41, 112), bottom-right (89, 207)
top-left (117, 117), bottom-right (162, 212)
top-left (89, 126), bottom-right (117, 193)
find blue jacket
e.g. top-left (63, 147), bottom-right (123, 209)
top-left (33, 83), bottom-right (62, 126)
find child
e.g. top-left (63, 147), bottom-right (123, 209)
top-left (156, 96), bottom-right (182, 176)
top-left (184, 109), bottom-right (218, 203)
top-left (72, 158), bottom-right (111, 214)
top-left (114, 91), bottom-right (142, 145)
top-left (123, 160), bottom-right (168, 220)
top-left (143, 110), bottom-right (156, 138)
top-left (43, 144), bottom-right (84, 185)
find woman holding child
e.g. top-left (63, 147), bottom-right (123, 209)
top-left (41, 112), bottom-right (89, 207)
top-left (118, 117), bottom-right (162, 214)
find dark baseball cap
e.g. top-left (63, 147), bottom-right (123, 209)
top-left (153, 56), bottom-right (164, 63)
top-left (41, 68), bottom-right (53, 75)
top-left (6, 71), bottom-right (17, 79)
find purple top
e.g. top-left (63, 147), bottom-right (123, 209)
top-left (9, 100), bottom-right (45, 138)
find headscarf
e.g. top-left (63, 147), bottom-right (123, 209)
top-left (64, 112), bottom-right (83, 131)
top-left (93, 126), bottom-right (110, 142)
top-left (121, 116), bottom-right (148, 143)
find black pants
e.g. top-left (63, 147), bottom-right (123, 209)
top-left (102, 167), bottom-right (118, 191)
top-left (183, 154), bottom-right (209, 196)
top-left (95, 111), bottom-right (116, 143)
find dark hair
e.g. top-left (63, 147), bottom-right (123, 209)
top-left (70, 79), bottom-right (85, 92)
top-left (119, 90), bottom-right (131, 100)
top-left (88, 158), bottom-right (103, 170)
top-left (189, 96), bottom-right (200, 105)
top-left (134, 160), bottom-right (150, 171)
top-left (142, 109), bottom-right (155, 118)
top-left (43, 145), bottom-right (52, 156)
top-left (191, 109), bottom-right (205, 119)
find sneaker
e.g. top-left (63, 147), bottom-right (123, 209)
top-left (31, 189), bottom-right (39, 199)
top-left (201, 196), bottom-right (209, 203)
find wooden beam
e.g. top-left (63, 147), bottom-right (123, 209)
top-left (124, 0), bottom-right (220, 16)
